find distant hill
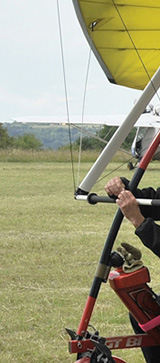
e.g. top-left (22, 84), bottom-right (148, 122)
top-left (4, 122), bottom-right (100, 150)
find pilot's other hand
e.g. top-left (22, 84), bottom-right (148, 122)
top-left (105, 176), bottom-right (125, 197)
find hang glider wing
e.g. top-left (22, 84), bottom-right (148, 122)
top-left (11, 111), bottom-right (160, 128)
top-left (72, 0), bottom-right (160, 90)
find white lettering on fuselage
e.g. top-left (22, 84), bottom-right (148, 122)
top-left (106, 336), bottom-right (142, 349)
top-left (126, 336), bottom-right (142, 347)
top-left (106, 338), bottom-right (123, 349)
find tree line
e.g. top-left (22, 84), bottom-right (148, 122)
top-left (0, 123), bottom-right (42, 150)
top-left (0, 123), bottom-right (136, 151)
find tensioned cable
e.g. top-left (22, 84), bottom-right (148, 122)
top-left (75, 23), bottom-right (125, 187)
top-left (56, 0), bottom-right (76, 192)
top-left (57, 1), bottom-right (160, 191)
top-left (76, 46), bottom-right (92, 189)
top-left (96, 137), bottom-right (154, 184)
top-left (95, 157), bottom-right (135, 184)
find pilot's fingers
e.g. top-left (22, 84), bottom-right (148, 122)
top-left (105, 177), bottom-right (125, 196)
top-left (116, 190), bottom-right (135, 207)
top-left (117, 190), bottom-right (135, 201)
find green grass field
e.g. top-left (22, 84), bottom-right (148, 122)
top-left (0, 160), bottom-right (159, 362)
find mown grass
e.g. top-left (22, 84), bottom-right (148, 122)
top-left (0, 157), bottom-right (159, 362)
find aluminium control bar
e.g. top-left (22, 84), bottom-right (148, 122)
top-left (76, 193), bottom-right (160, 206)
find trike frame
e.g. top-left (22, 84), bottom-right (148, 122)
top-left (67, 131), bottom-right (160, 363)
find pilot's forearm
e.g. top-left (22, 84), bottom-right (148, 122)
top-left (135, 217), bottom-right (160, 257)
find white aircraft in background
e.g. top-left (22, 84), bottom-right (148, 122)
top-left (12, 104), bottom-right (160, 169)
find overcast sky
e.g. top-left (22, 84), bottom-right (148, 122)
top-left (0, 0), bottom-right (159, 122)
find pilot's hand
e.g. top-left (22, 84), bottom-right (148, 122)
top-left (116, 190), bottom-right (145, 228)
top-left (105, 176), bottom-right (125, 197)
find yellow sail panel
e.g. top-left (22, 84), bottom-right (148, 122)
top-left (73, 0), bottom-right (160, 90)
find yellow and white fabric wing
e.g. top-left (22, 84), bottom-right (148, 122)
top-left (73, 0), bottom-right (160, 90)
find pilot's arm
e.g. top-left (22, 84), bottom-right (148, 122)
top-left (116, 190), bottom-right (160, 257)
top-left (105, 179), bottom-right (160, 257)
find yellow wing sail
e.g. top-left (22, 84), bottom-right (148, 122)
top-left (73, 0), bottom-right (160, 90)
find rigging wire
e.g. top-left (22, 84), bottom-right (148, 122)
top-left (76, 46), bottom-right (92, 189)
top-left (96, 157), bottom-right (135, 184)
top-left (56, 0), bottom-right (76, 192)
top-left (72, 123), bottom-right (131, 156)
top-left (57, 1), bottom-right (160, 191)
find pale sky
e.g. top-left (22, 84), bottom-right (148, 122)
top-left (0, 0), bottom-right (159, 122)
